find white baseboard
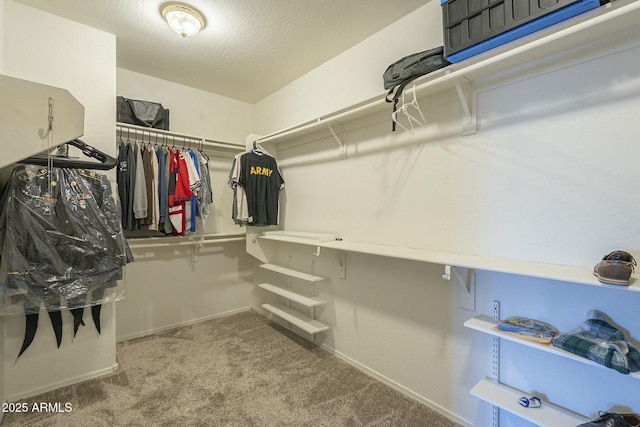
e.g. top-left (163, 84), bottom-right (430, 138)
top-left (117, 306), bottom-right (252, 342)
top-left (252, 306), bottom-right (474, 427)
top-left (321, 345), bottom-right (475, 427)
top-left (6, 364), bottom-right (118, 403)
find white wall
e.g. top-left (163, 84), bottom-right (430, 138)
top-left (254, 2), bottom-right (443, 135)
top-left (115, 69), bottom-right (256, 340)
top-left (2, 0), bottom-right (118, 401)
top-left (251, 4), bottom-right (640, 426)
top-left (117, 68), bottom-right (253, 143)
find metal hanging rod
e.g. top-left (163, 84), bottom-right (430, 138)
top-left (116, 122), bottom-right (244, 152)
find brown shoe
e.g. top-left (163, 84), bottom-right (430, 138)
top-left (622, 414), bottom-right (640, 427)
top-left (593, 251), bottom-right (636, 286)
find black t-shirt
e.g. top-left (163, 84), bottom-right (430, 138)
top-left (238, 152), bottom-right (284, 226)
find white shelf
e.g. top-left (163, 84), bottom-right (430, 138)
top-left (465, 315), bottom-right (640, 380)
top-left (259, 263), bottom-right (326, 282)
top-left (256, 0), bottom-right (640, 145)
top-left (259, 233), bottom-right (640, 292)
top-left (1, 74), bottom-right (85, 170)
top-left (262, 230), bottom-right (337, 244)
top-left (258, 283), bottom-right (326, 307)
top-left (470, 378), bottom-right (589, 427)
top-left (262, 303), bottom-right (329, 334)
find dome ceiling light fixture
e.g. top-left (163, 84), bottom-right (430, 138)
top-left (161, 2), bottom-right (207, 38)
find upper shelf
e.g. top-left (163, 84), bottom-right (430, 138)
top-left (258, 232), bottom-right (640, 292)
top-left (0, 74), bottom-right (84, 169)
top-left (466, 315), bottom-right (640, 380)
top-left (255, 0), bottom-right (640, 145)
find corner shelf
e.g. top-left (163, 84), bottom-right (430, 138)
top-left (258, 283), bottom-right (326, 307)
top-left (257, 260), bottom-right (328, 337)
top-left (465, 315), bottom-right (640, 380)
top-left (261, 303), bottom-right (329, 334)
top-left (471, 378), bottom-right (589, 427)
top-left (259, 263), bottom-right (326, 282)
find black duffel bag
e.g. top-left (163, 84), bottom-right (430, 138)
top-left (117, 96), bottom-right (170, 130)
top-left (383, 46), bottom-right (450, 131)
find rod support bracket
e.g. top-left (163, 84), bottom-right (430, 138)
top-left (447, 73), bottom-right (477, 135)
top-left (327, 124), bottom-right (347, 159)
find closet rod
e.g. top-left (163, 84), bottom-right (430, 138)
top-left (127, 236), bottom-right (245, 249)
top-left (127, 233), bottom-right (245, 249)
top-left (116, 122), bottom-right (244, 152)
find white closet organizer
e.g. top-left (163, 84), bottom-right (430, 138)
top-left (257, 232), bottom-right (639, 425)
top-left (116, 122), bottom-right (246, 249)
top-left (258, 262), bottom-right (329, 335)
top-left (465, 316), bottom-right (640, 426)
top-left (253, 232), bottom-right (639, 292)
top-left (255, 0), bottom-right (640, 146)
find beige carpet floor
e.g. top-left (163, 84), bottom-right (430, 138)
top-left (1, 310), bottom-right (461, 427)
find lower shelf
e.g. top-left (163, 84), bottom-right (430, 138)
top-left (471, 378), bottom-right (589, 427)
top-left (262, 303), bottom-right (329, 335)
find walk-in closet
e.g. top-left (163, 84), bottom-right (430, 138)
top-left (1, 0), bottom-right (639, 426)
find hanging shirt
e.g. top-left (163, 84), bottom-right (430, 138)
top-left (132, 142), bottom-right (148, 220)
top-left (238, 151), bottom-right (284, 226)
top-left (188, 150), bottom-right (202, 232)
top-left (156, 146), bottom-right (167, 227)
top-left (117, 143), bottom-right (130, 229)
top-left (229, 153), bottom-right (250, 226)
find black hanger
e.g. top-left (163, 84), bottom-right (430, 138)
top-left (19, 139), bottom-right (118, 171)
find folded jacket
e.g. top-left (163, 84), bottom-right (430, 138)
top-left (552, 310), bottom-right (640, 374)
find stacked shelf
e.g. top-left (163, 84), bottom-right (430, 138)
top-left (466, 315), bottom-right (639, 426)
top-left (261, 304), bottom-right (329, 334)
top-left (258, 283), bottom-right (326, 307)
top-left (259, 263), bottom-right (326, 282)
top-left (258, 263), bottom-right (328, 335)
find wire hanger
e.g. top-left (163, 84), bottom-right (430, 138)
top-left (391, 85), bottom-right (426, 134)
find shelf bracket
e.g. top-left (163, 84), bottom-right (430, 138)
top-left (442, 265), bottom-right (472, 293)
top-left (449, 74), bottom-right (477, 135)
top-left (327, 124), bottom-right (347, 159)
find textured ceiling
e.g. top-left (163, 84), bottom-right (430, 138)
top-left (14, 0), bottom-right (428, 103)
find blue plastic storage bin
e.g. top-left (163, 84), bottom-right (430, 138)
top-left (442, 0), bottom-right (604, 63)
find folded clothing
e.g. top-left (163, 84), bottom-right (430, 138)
top-left (552, 310), bottom-right (640, 374)
top-left (498, 316), bottom-right (559, 343)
